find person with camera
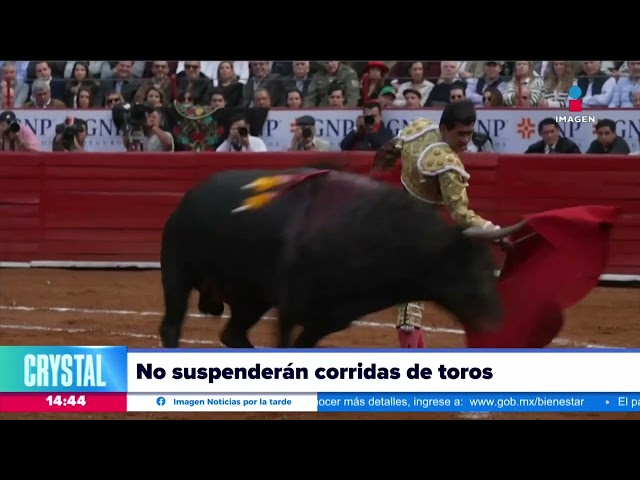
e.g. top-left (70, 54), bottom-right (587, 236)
top-left (0, 110), bottom-right (40, 152)
top-left (52, 117), bottom-right (88, 152)
top-left (339, 101), bottom-right (394, 151)
top-left (140, 108), bottom-right (174, 152)
top-left (216, 114), bottom-right (267, 152)
top-left (288, 115), bottom-right (330, 151)
top-left (114, 102), bottom-right (174, 152)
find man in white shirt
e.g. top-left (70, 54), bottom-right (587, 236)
top-left (216, 115), bottom-right (267, 152)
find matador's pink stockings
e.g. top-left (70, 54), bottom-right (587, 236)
top-left (396, 328), bottom-right (425, 348)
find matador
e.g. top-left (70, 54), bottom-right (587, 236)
top-left (373, 100), bottom-right (500, 349)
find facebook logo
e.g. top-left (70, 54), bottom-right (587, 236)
top-left (156, 397), bottom-right (166, 406)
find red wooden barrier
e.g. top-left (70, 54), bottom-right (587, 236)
top-left (1, 152), bottom-right (638, 280)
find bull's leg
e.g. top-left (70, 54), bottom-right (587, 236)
top-left (291, 321), bottom-right (349, 348)
top-left (220, 301), bottom-right (269, 348)
top-left (197, 276), bottom-right (225, 317)
top-left (396, 302), bottom-right (425, 348)
top-left (159, 272), bottom-right (192, 348)
top-left (277, 311), bottom-right (296, 348)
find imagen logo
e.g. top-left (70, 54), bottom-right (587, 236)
top-left (568, 86), bottom-right (583, 112)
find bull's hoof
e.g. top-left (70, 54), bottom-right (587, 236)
top-left (198, 299), bottom-right (225, 317)
top-left (220, 329), bottom-right (254, 348)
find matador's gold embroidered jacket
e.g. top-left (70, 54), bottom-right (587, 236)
top-left (393, 118), bottom-right (489, 229)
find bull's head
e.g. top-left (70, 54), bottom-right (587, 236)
top-left (427, 220), bottom-right (528, 333)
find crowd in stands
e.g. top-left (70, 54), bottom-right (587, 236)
top-left (0, 61), bottom-right (637, 154)
top-left (1, 61), bottom-right (638, 110)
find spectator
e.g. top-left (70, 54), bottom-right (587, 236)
top-left (503, 61), bottom-right (544, 107)
top-left (539, 61), bottom-right (576, 108)
top-left (253, 88), bottom-right (271, 108)
top-left (586, 119), bottom-right (630, 154)
top-left (340, 101), bottom-right (393, 151)
top-left (448, 88), bottom-right (493, 152)
top-left (175, 61), bottom-right (214, 106)
top-left (30, 61), bottom-right (66, 101)
top-left (393, 61), bottom-right (434, 108)
top-left (216, 114), bottom-right (267, 152)
top-left (457, 61), bottom-right (486, 81)
top-left (94, 61), bottom-right (145, 79)
top-left (216, 61), bottom-right (243, 108)
top-left (402, 88), bottom-right (423, 108)
top-left (138, 108), bottom-right (174, 152)
top-left (304, 61), bottom-right (359, 107)
top-left (360, 61), bottom-right (392, 105)
top-left (282, 61), bottom-right (312, 98)
top-left (576, 61), bottom-right (616, 108)
top-left (134, 61), bottom-right (174, 106)
top-left (482, 87), bottom-right (504, 107)
top-left (243, 61), bottom-right (285, 107)
top-left (141, 61), bottom-right (178, 80)
top-left (176, 61), bottom-right (250, 85)
top-left (287, 115), bottom-right (330, 151)
top-left (424, 61), bottom-right (467, 107)
top-left (632, 87), bottom-right (640, 108)
top-left (24, 80), bottom-right (66, 109)
top-left (609, 61), bottom-right (640, 108)
top-left (286, 88), bottom-right (303, 108)
top-left (1, 62), bottom-right (29, 107)
top-left (74, 87), bottom-right (95, 109)
top-left (0, 61), bottom-right (28, 82)
top-left (63, 62), bottom-right (99, 108)
top-left (465, 61), bottom-right (506, 107)
top-left (0, 84), bottom-right (15, 108)
top-left (105, 92), bottom-right (124, 109)
top-left (377, 86), bottom-right (396, 108)
top-left (143, 87), bottom-right (165, 107)
top-left (96, 61), bottom-right (142, 106)
top-left (327, 85), bottom-right (346, 108)
top-left (524, 118), bottom-right (581, 154)
top-left (0, 110), bottom-right (40, 152)
top-left (209, 88), bottom-right (227, 110)
top-left (63, 61), bottom-right (112, 79)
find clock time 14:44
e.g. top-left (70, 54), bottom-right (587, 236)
top-left (45, 395), bottom-right (87, 407)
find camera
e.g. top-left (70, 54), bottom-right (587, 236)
top-left (363, 115), bottom-right (375, 126)
top-left (301, 126), bottom-right (313, 139)
top-left (55, 117), bottom-right (83, 150)
top-left (112, 102), bottom-right (155, 143)
top-left (237, 126), bottom-right (248, 137)
top-left (8, 121), bottom-right (20, 133)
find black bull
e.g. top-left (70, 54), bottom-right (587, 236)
top-left (159, 168), bottom-right (523, 348)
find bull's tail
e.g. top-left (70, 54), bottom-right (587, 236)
top-left (232, 170), bottom-right (331, 213)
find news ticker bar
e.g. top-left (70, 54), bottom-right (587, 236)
top-left (2, 393), bottom-right (640, 413)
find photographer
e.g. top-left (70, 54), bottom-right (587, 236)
top-left (287, 115), bottom-right (330, 151)
top-left (135, 107), bottom-right (174, 152)
top-left (0, 110), bottom-right (40, 152)
top-left (52, 117), bottom-right (88, 152)
top-left (112, 102), bottom-right (173, 152)
top-left (216, 114), bottom-right (267, 152)
top-left (339, 101), bottom-right (394, 151)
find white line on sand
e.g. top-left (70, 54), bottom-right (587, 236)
top-left (0, 304), bottom-right (619, 349)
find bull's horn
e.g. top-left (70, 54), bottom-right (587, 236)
top-left (463, 220), bottom-right (528, 240)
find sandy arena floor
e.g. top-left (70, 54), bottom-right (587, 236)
top-left (0, 268), bottom-right (638, 420)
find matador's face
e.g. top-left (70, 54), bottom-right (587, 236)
top-left (441, 122), bottom-right (474, 153)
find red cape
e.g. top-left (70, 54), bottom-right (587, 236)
top-left (465, 205), bottom-right (621, 348)
top-left (367, 168), bottom-right (620, 347)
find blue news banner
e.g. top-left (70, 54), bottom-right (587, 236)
top-left (316, 393), bottom-right (640, 412)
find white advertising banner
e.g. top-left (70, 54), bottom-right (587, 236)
top-left (10, 108), bottom-right (640, 154)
